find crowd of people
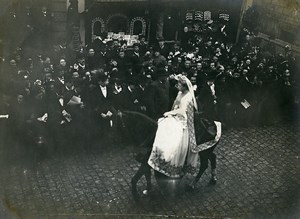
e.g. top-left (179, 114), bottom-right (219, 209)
top-left (0, 20), bottom-right (299, 149)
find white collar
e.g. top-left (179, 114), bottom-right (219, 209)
top-left (58, 77), bottom-right (64, 84)
top-left (66, 85), bottom-right (74, 91)
top-left (115, 84), bottom-right (122, 93)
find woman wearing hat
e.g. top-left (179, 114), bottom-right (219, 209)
top-left (148, 74), bottom-right (199, 178)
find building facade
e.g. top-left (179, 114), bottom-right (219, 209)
top-left (0, 0), bottom-right (246, 54)
top-left (84, 0), bottom-right (243, 45)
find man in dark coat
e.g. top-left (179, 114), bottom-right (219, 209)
top-left (86, 48), bottom-right (99, 70)
top-left (152, 48), bottom-right (167, 70)
top-left (9, 94), bottom-right (30, 139)
top-left (198, 77), bottom-right (218, 121)
top-left (110, 76), bottom-right (128, 111)
top-left (88, 71), bottom-right (116, 140)
top-left (157, 38), bottom-right (169, 58)
top-left (129, 43), bottom-right (143, 75)
top-left (115, 49), bottom-right (129, 73)
top-left (227, 72), bottom-right (248, 127)
top-left (138, 74), bottom-right (157, 119)
top-left (215, 74), bottom-right (232, 125)
top-left (181, 59), bottom-right (194, 79)
top-left (152, 70), bottom-right (170, 119)
top-left (120, 77), bottom-right (142, 112)
top-left (138, 35), bottom-right (148, 57)
top-left (195, 62), bottom-right (207, 89)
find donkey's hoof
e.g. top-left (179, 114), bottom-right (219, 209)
top-left (131, 188), bottom-right (140, 201)
top-left (132, 194), bottom-right (140, 202)
top-left (209, 177), bottom-right (217, 185)
top-left (143, 189), bottom-right (153, 196)
top-left (185, 184), bottom-right (195, 192)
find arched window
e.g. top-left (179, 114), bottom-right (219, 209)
top-left (133, 20), bottom-right (143, 35)
top-left (94, 21), bottom-right (102, 36)
top-left (92, 17), bottom-right (105, 41)
top-left (130, 17), bottom-right (146, 36)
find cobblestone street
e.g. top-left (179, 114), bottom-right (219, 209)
top-left (0, 123), bottom-right (299, 219)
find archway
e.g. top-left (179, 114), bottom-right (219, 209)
top-left (130, 17), bottom-right (146, 36)
top-left (91, 17), bottom-right (105, 41)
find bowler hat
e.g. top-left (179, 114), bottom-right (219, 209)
top-left (96, 70), bottom-right (108, 82)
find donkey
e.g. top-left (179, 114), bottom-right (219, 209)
top-left (117, 110), bottom-right (221, 200)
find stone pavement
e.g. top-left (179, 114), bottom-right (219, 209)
top-left (0, 123), bottom-right (299, 219)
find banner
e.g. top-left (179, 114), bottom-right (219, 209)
top-left (194, 11), bottom-right (203, 21)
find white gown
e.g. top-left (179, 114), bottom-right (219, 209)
top-left (148, 91), bottom-right (199, 178)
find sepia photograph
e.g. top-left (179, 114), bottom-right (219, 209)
top-left (0, 0), bottom-right (299, 218)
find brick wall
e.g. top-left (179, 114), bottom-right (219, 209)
top-left (253, 0), bottom-right (300, 46)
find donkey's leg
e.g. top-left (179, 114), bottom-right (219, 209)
top-left (145, 165), bottom-right (152, 191)
top-left (131, 165), bottom-right (145, 198)
top-left (187, 152), bottom-right (209, 190)
top-left (193, 157), bottom-right (209, 184)
top-left (208, 152), bottom-right (217, 184)
top-left (131, 162), bottom-right (150, 200)
top-left (208, 144), bottom-right (218, 184)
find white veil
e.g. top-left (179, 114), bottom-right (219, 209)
top-left (174, 74), bottom-right (198, 111)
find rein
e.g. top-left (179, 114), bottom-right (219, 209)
top-left (122, 110), bottom-right (158, 126)
top-left (119, 110), bottom-right (158, 148)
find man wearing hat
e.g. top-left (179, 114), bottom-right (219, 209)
top-left (136, 74), bottom-right (156, 118)
top-left (110, 75), bottom-right (127, 111)
top-left (202, 40), bottom-right (214, 59)
top-left (124, 64), bottom-right (135, 81)
top-left (278, 69), bottom-right (295, 120)
top-left (121, 76), bottom-right (143, 112)
top-left (152, 68), bottom-right (170, 119)
top-left (157, 38), bottom-right (169, 58)
top-left (88, 70), bottom-right (116, 141)
top-left (181, 59), bottom-right (194, 79)
top-left (169, 41), bottom-right (182, 58)
top-left (197, 76), bottom-right (218, 121)
top-left (73, 54), bottom-right (86, 78)
top-left (138, 35), bottom-right (148, 57)
top-left (129, 43), bottom-right (143, 75)
top-left (86, 48), bottom-right (99, 70)
top-left (152, 48), bottom-right (167, 69)
top-left (228, 71), bottom-right (247, 127)
top-left (115, 49), bottom-right (130, 75)
top-left (9, 93), bottom-right (31, 143)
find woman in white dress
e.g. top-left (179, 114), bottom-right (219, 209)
top-left (148, 74), bottom-right (199, 178)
